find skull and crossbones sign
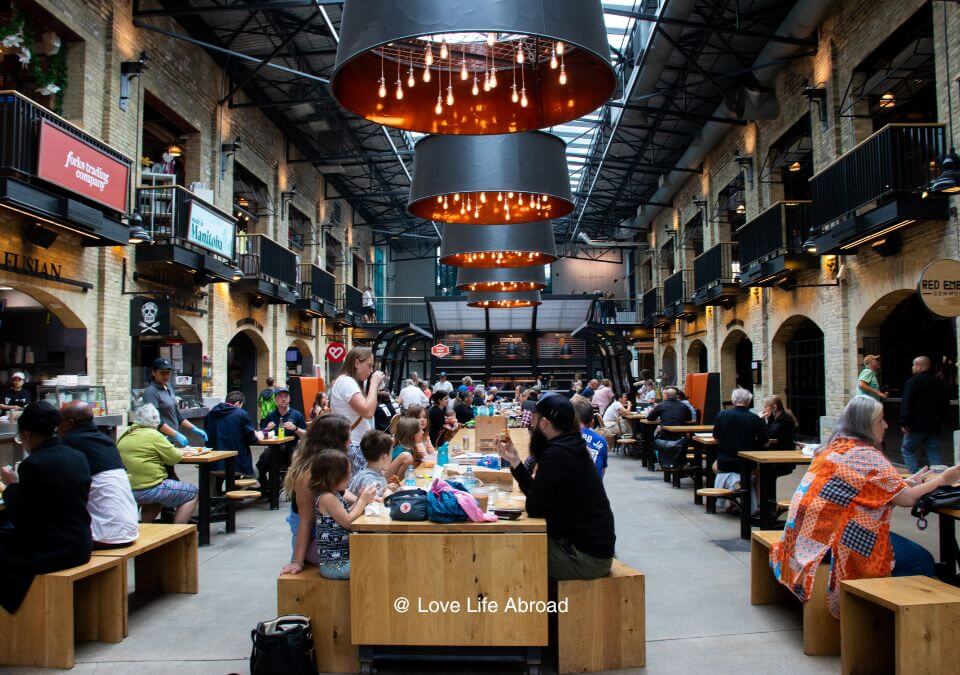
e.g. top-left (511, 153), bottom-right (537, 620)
top-left (139, 301), bottom-right (160, 334)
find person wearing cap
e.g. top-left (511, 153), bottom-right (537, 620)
top-left (858, 355), bottom-right (885, 401)
top-left (496, 393), bottom-right (616, 580)
top-left (433, 372), bottom-right (453, 395)
top-left (143, 357), bottom-right (207, 448)
top-left (0, 371), bottom-right (30, 411)
top-left (256, 387), bottom-right (307, 490)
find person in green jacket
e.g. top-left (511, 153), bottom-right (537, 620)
top-left (857, 354), bottom-right (886, 401)
top-left (117, 404), bottom-right (198, 524)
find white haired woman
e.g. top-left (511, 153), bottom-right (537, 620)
top-left (117, 404), bottom-right (198, 524)
top-left (711, 388), bottom-right (769, 513)
top-left (771, 395), bottom-right (960, 617)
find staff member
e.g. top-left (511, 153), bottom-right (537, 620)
top-left (143, 357), bottom-right (207, 448)
top-left (0, 371), bottom-right (30, 411)
top-left (496, 394), bottom-right (616, 580)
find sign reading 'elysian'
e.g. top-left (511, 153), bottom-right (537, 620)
top-left (187, 199), bottom-right (235, 259)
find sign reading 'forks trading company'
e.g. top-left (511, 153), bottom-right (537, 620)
top-left (187, 199), bottom-right (235, 259)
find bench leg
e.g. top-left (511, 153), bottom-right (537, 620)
top-left (894, 602), bottom-right (960, 674)
top-left (841, 588), bottom-right (893, 675)
top-left (803, 565), bottom-right (840, 655)
top-left (73, 564), bottom-right (124, 645)
top-left (0, 575), bottom-right (73, 668)
top-left (135, 532), bottom-right (200, 594)
top-left (750, 541), bottom-right (789, 605)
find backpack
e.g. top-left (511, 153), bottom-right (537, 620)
top-left (258, 389), bottom-right (277, 421)
top-left (250, 614), bottom-right (317, 675)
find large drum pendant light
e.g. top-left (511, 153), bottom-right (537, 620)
top-left (409, 132), bottom-right (572, 224)
top-left (467, 290), bottom-right (542, 308)
top-left (331, 0), bottom-right (616, 135)
top-left (456, 265), bottom-right (547, 292)
top-left (439, 222), bottom-right (558, 268)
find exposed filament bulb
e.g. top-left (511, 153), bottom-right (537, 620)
top-left (407, 68), bottom-right (415, 88)
top-left (395, 80), bottom-right (403, 100)
top-left (511, 84), bottom-right (519, 103)
top-left (439, 39), bottom-right (448, 60)
top-left (436, 195), bottom-right (443, 204)
top-left (489, 70), bottom-right (497, 88)
top-left (453, 193), bottom-right (460, 202)
top-left (472, 74), bottom-right (479, 96)
top-left (559, 64), bottom-right (567, 85)
top-left (486, 32), bottom-right (495, 47)
top-left (556, 41), bottom-right (564, 55)
top-left (483, 71), bottom-right (490, 92)
top-left (516, 44), bottom-right (525, 64)
top-left (425, 44), bottom-right (434, 66)
top-left (377, 77), bottom-right (387, 98)
top-left (434, 96), bottom-right (443, 115)
top-left (423, 67), bottom-right (431, 83)
top-left (497, 192), bottom-right (503, 202)
top-left (480, 192), bottom-right (487, 204)
top-left (461, 60), bottom-right (468, 80)
top-left (446, 84), bottom-right (454, 106)
top-left (520, 87), bottom-right (528, 107)
top-left (550, 49), bottom-right (558, 69)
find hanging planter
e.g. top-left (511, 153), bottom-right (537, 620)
top-left (331, 0), bottom-right (615, 135)
top-left (439, 221), bottom-right (558, 268)
top-left (456, 265), bottom-right (547, 292)
top-left (408, 131), bottom-right (572, 224)
top-left (467, 290), bottom-right (542, 308)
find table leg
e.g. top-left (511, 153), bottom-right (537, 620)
top-left (225, 456), bottom-right (237, 534)
top-left (693, 445), bottom-right (704, 505)
top-left (269, 446), bottom-right (281, 510)
top-left (937, 513), bottom-right (959, 584)
top-left (197, 464), bottom-right (211, 546)
top-left (706, 447), bottom-right (717, 489)
top-left (739, 457), bottom-right (753, 540)
top-left (757, 465), bottom-right (778, 531)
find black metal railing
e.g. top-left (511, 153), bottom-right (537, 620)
top-left (590, 297), bottom-right (640, 324)
top-left (237, 233), bottom-right (297, 288)
top-left (693, 243), bottom-right (739, 293)
top-left (663, 270), bottom-right (689, 308)
top-left (377, 297), bottom-right (431, 325)
top-left (297, 263), bottom-right (336, 303)
top-left (138, 185), bottom-right (237, 264)
top-left (338, 283), bottom-right (364, 315)
top-left (0, 90), bottom-right (132, 213)
top-left (642, 287), bottom-right (661, 323)
top-left (810, 124), bottom-right (945, 230)
top-left (736, 201), bottom-right (812, 268)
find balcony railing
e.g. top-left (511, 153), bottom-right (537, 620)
top-left (693, 243), bottom-right (739, 293)
top-left (337, 283), bottom-right (364, 316)
top-left (138, 185), bottom-right (237, 264)
top-left (376, 296), bottom-right (430, 325)
top-left (237, 233), bottom-right (297, 288)
top-left (736, 201), bottom-right (811, 269)
top-left (297, 263), bottom-right (336, 303)
top-left (663, 270), bottom-right (690, 308)
top-left (590, 296), bottom-right (640, 324)
top-left (810, 124), bottom-right (945, 230)
top-left (642, 287), bottom-right (662, 324)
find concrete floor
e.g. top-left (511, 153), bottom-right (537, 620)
top-left (4, 448), bottom-right (943, 674)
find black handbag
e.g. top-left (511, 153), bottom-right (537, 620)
top-left (250, 614), bottom-right (317, 675)
top-left (383, 488), bottom-right (429, 521)
top-left (655, 437), bottom-right (688, 469)
top-left (911, 485), bottom-right (960, 530)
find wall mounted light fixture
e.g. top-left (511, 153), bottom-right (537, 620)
top-left (220, 137), bottom-right (242, 179)
top-left (119, 51), bottom-right (148, 112)
top-left (802, 82), bottom-right (828, 127)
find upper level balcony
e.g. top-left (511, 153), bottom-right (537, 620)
top-left (295, 263), bottom-right (337, 317)
top-left (692, 243), bottom-right (742, 307)
top-left (235, 233), bottom-right (297, 304)
top-left (736, 201), bottom-right (815, 286)
top-left (641, 287), bottom-right (664, 329)
top-left (337, 283), bottom-right (364, 325)
top-left (662, 270), bottom-right (696, 320)
top-left (810, 124), bottom-right (949, 254)
top-left (0, 91), bottom-right (134, 246)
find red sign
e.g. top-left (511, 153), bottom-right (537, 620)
top-left (36, 120), bottom-right (130, 213)
top-left (326, 341), bottom-right (347, 363)
top-left (431, 343), bottom-right (450, 358)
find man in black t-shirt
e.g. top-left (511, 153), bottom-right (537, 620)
top-left (0, 372), bottom-right (30, 411)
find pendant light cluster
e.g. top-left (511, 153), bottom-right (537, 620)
top-left (467, 290), bottom-right (542, 308)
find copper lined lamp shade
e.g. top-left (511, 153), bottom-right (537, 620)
top-left (439, 222), bottom-right (558, 268)
top-left (409, 132), bottom-right (572, 224)
top-left (331, 0), bottom-right (615, 135)
top-left (456, 265), bottom-right (547, 292)
top-left (467, 290), bottom-right (542, 308)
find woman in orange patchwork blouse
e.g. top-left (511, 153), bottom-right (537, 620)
top-left (770, 395), bottom-right (960, 617)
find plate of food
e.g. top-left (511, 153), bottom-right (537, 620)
top-left (492, 508), bottom-right (523, 520)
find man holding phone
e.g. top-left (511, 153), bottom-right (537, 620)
top-left (497, 393), bottom-right (615, 580)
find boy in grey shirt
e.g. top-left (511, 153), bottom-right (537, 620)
top-left (348, 430), bottom-right (399, 497)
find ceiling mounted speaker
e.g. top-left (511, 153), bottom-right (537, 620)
top-left (456, 265), bottom-right (547, 292)
top-left (467, 290), bottom-right (542, 308)
top-left (331, 0), bottom-right (615, 135)
top-left (439, 221), bottom-right (558, 268)
top-left (409, 132), bottom-right (572, 224)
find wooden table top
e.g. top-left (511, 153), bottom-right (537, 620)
top-left (180, 450), bottom-right (238, 463)
top-left (662, 425), bottom-right (715, 433)
top-left (638, 418), bottom-right (660, 425)
top-left (449, 427), bottom-right (530, 460)
top-left (738, 450), bottom-right (812, 464)
top-left (935, 507), bottom-right (960, 519)
top-left (623, 412), bottom-right (647, 420)
top-left (258, 436), bottom-right (298, 446)
top-left (691, 435), bottom-right (718, 445)
top-left (352, 513), bottom-right (546, 533)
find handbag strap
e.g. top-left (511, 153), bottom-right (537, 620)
top-left (350, 415), bottom-right (364, 431)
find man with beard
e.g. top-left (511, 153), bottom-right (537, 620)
top-left (496, 393), bottom-right (615, 580)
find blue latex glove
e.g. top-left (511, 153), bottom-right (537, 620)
top-left (172, 431), bottom-right (189, 447)
top-left (191, 427), bottom-right (208, 443)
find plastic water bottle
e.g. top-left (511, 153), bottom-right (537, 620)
top-left (404, 465), bottom-right (416, 487)
top-left (436, 443), bottom-right (449, 468)
top-left (463, 467), bottom-right (477, 491)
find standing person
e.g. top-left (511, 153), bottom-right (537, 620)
top-left (900, 355), bottom-right (949, 472)
top-left (458, 376), bottom-right (473, 394)
top-left (374, 391), bottom-right (399, 432)
top-left (257, 376), bottom-right (278, 422)
top-left (712, 388), bottom-right (769, 512)
top-left (361, 286), bottom-right (376, 323)
top-left (0, 371), bottom-right (30, 411)
top-left (143, 357), bottom-right (207, 448)
top-left (204, 391), bottom-right (264, 478)
top-left (59, 401), bottom-right (139, 549)
top-left (328, 346), bottom-right (384, 474)
top-left (409, 372), bottom-right (421, 387)
top-left (433, 372), bottom-right (454, 395)
top-left (592, 379), bottom-right (615, 414)
top-left (428, 391), bottom-right (449, 447)
top-left (574, 399), bottom-right (608, 478)
top-left (0, 401), bottom-right (93, 613)
top-left (496, 394), bottom-right (615, 579)
top-left (857, 355), bottom-right (885, 401)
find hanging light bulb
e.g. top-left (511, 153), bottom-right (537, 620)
top-left (480, 192), bottom-right (487, 204)
top-left (550, 46), bottom-right (558, 69)
top-left (439, 38), bottom-right (448, 60)
top-left (443, 196), bottom-right (449, 209)
top-left (556, 41), bottom-right (564, 55)
top-left (466, 196), bottom-right (472, 210)
top-left (511, 84), bottom-right (519, 103)
top-left (487, 32), bottom-right (495, 47)
top-left (517, 192), bottom-right (523, 206)
top-left (460, 51), bottom-right (468, 80)
top-left (446, 83), bottom-right (454, 106)
top-left (454, 193), bottom-right (460, 202)
top-left (378, 76), bottom-right (387, 98)
top-left (516, 43), bottom-right (525, 64)
top-left (425, 43), bottom-right (434, 66)
top-left (497, 192), bottom-right (503, 202)
top-left (520, 87), bottom-right (528, 107)
top-left (435, 95), bottom-right (443, 115)
top-left (437, 195), bottom-right (443, 204)
top-left (395, 79), bottom-right (403, 100)
top-left (474, 208), bottom-right (480, 219)
top-left (472, 74), bottom-right (479, 95)
top-left (423, 66), bottom-right (431, 82)
top-left (407, 67), bottom-right (416, 88)
top-left (460, 204), bottom-right (466, 215)
top-left (559, 64), bottom-right (567, 85)
top-left (529, 194), bottom-right (535, 208)
top-left (507, 192), bottom-right (514, 199)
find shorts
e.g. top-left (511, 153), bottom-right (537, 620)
top-left (133, 478), bottom-right (198, 508)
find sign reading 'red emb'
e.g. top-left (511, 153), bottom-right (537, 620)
top-left (36, 120), bottom-right (129, 213)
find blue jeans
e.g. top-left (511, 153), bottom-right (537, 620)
top-left (320, 561), bottom-right (350, 579)
top-left (286, 508), bottom-right (319, 565)
top-left (890, 532), bottom-right (935, 577)
top-left (901, 432), bottom-right (942, 473)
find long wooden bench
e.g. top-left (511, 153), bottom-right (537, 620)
top-left (92, 523), bottom-right (198, 637)
top-left (554, 559), bottom-right (645, 673)
top-left (0, 556), bottom-right (125, 668)
top-left (751, 530), bottom-right (839, 655)
top-left (840, 575), bottom-right (960, 674)
top-left (278, 566), bottom-right (358, 673)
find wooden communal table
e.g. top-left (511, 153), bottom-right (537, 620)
top-left (448, 426), bottom-right (530, 460)
top-left (258, 436), bottom-right (298, 510)
top-left (737, 450), bottom-right (812, 539)
top-left (689, 436), bottom-right (718, 504)
top-left (661, 425), bottom-right (715, 435)
top-left (180, 450), bottom-right (237, 546)
top-left (933, 507), bottom-right (960, 584)
top-left (350, 505), bottom-right (548, 672)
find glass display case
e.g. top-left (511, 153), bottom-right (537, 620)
top-left (38, 385), bottom-right (108, 415)
top-left (130, 383), bottom-right (202, 411)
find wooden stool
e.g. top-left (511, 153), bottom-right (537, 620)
top-left (278, 566), bottom-right (358, 673)
top-left (615, 437), bottom-right (636, 456)
top-left (234, 478), bottom-right (259, 488)
top-left (751, 530), bottom-right (839, 655)
top-left (554, 560), bottom-right (645, 673)
top-left (840, 576), bottom-right (960, 674)
top-left (696, 487), bottom-right (742, 514)
top-left (0, 556), bottom-right (125, 668)
top-left (226, 490), bottom-right (261, 500)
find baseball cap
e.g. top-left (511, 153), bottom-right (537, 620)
top-left (11, 371), bottom-right (25, 381)
top-left (535, 393), bottom-right (575, 428)
top-left (152, 357), bottom-right (173, 371)
top-left (439, 371), bottom-right (446, 376)
top-left (274, 386), bottom-right (290, 395)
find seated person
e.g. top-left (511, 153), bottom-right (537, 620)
top-left (117, 404), bottom-right (199, 524)
top-left (497, 394), bottom-right (615, 580)
top-left (644, 387), bottom-right (693, 468)
top-left (257, 387), bottom-right (307, 488)
top-left (405, 404), bottom-right (436, 456)
top-left (308, 392), bottom-right (330, 423)
top-left (602, 392), bottom-right (632, 434)
top-left (453, 391), bottom-right (474, 425)
top-left (313, 450), bottom-right (377, 579)
top-left (59, 400), bottom-right (139, 549)
top-left (204, 391), bottom-right (264, 478)
top-left (435, 410), bottom-right (461, 446)
top-left (428, 391), bottom-right (449, 447)
top-left (771, 395), bottom-right (959, 617)
top-left (391, 417), bottom-right (421, 474)
top-left (0, 402), bottom-right (93, 614)
top-left (348, 430), bottom-right (399, 497)
top-left (675, 389), bottom-right (698, 421)
top-left (712, 388), bottom-right (768, 513)
top-left (374, 391), bottom-right (399, 432)
top-left (574, 399), bottom-right (608, 478)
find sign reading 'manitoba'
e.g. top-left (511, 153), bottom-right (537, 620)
top-left (36, 120), bottom-right (129, 213)
top-left (187, 199), bottom-right (235, 259)
top-left (918, 258), bottom-right (960, 318)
